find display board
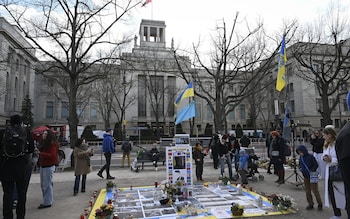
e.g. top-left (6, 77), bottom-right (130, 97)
top-left (166, 145), bottom-right (193, 185)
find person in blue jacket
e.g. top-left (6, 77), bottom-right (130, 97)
top-left (97, 128), bottom-right (115, 179)
top-left (296, 144), bottom-right (323, 211)
top-left (238, 149), bottom-right (250, 184)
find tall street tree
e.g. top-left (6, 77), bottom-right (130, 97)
top-left (0, 0), bottom-right (142, 147)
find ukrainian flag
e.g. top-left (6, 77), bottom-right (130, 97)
top-left (174, 81), bottom-right (194, 106)
top-left (276, 35), bottom-right (287, 92)
top-left (175, 101), bottom-right (196, 125)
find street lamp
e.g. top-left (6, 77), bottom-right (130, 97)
top-left (122, 75), bottom-right (127, 140)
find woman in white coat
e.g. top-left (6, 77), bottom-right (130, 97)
top-left (322, 126), bottom-right (346, 219)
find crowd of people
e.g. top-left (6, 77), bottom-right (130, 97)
top-left (2, 115), bottom-right (350, 219)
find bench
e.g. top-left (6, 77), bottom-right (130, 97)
top-left (135, 147), bottom-right (166, 170)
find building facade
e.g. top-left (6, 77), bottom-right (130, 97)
top-left (0, 17), bottom-right (37, 125)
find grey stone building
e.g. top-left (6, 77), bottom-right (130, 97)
top-left (0, 17), bottom-right (37, 124)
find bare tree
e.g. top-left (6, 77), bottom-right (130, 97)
top-left (0, 0), bottom-right (142, 147)
top-left (291, 4), bottom-right (350, 127)
top-left (174, 13), bottom-right (293, 133)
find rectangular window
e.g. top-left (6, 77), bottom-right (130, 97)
top-left (206, 106), bottom-right (213, 119)
top-left (150, 75), bottom-right (164, 117)
top-left (195, 102), bottom-right (202, 119)
top-left (240, 105), bottom-right (245, 120)
top-left (229, 109), bottom-right (235, 120)
top-left (90, 102), bottom-right (98, 118)
top-left (167, 76), bottom-right (176, 117)
top-left (76, 102), bottom-right (83, 118)
top-left (46, 101), bottom-right (54, 118)
top-left (138, 75), bottom-right (147, 117)
top-left (316, 98), bottom-right (323, 112)
top-left (291, 100), bottom-right (295, 113)
top-left (61, 101), bottom-right (69, 118)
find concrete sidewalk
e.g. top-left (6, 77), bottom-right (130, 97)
top-left (0, 159), bottom-right (348, 219)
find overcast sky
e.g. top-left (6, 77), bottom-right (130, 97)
top-left (131, 0), bottom-right (350, 50)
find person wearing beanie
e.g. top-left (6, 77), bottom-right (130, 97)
top-left (270, 131), bottom-right (286, 184)
top-left (97, 128), bottom-right (115, 179)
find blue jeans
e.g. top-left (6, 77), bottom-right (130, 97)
top-left (74, 175), bottom-right (87, 193)
top-left (220, 154), bottom-right (233, 179)
top-left (40, 165), bottom-right (55, 205)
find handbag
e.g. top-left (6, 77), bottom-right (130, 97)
top-left (301, 157), bottom-right (319, 183)
top-left (329, 165), bottom-right (342, 181)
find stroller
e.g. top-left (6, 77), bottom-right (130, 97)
top-left (232, 147), bottom-right (264, 182)
top-left (131, 145), bottom-right (145, 172)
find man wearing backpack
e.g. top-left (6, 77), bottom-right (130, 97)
top-left (121, 139), bottom-right (132, 168)
top-left (0, 114), bottom-right (34, 219)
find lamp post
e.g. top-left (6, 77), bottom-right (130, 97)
top-left (122, 75), bottom-right (127, 140)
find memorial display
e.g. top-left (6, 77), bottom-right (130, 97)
top-left (86, 183), bottom-right (295, 219)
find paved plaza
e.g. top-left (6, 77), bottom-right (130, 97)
top-left (0, 156), bottom-right (348, 218)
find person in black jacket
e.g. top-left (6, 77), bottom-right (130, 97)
top-left (209, 134), bottom-right (219, 169)
top-left (310, 130), bottom-right (326, 179)
top-left (296, 144), bottom-right (323, 211)
top-left (218, 134), bottom-right (233, 180)
top-left (0, 115), bottom-right (34, 219)
top-left (229, 133), bottom-right (240, 172)
top-left (335, 120), bottom-right (350, 218)
top-left (270, 131), bottom-right (286, 184)
top-left (193, 142), bottom-right (205, 181)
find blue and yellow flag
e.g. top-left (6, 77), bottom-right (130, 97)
top-left (175, 101), bottom-right (196, 125)
top-left (174, 81), bottom-right (194, 106)
top-left (276, 35), bottom-right (287, 92)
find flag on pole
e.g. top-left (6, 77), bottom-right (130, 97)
top-left (282, 95), bottom-right (291, 141)
top-left (276, 35), bottom-right (287, 92)
top-left (174, 81), bottom-right (194, 106)
top-left (175, 101), bottom-right (196, 125)
top-left (142, 0), bottom-right (152, 7)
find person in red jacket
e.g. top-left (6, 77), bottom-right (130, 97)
top-left (37, 129), bottom-right (59, 209)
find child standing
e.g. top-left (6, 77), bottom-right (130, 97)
top-left (193, 143), bottom-right (205, 181)
top-left (296, 144), bottom-right (323, 211)
top-left (238, 149), bottom-right (249, 185)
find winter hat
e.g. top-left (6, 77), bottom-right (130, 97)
top-left (106, 128), bottom-right (113, 132)
top-left (10, 114), bottom-right (22, 125)
top-left (271, 131), bottom-right (280, 137)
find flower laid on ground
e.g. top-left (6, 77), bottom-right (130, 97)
top-left (231, 202), bottom-right (244, 216)
top-left (106, 181), bottom-right (116, 188)
top-left (267, 193), bottom-right (295, 210)
top-left (219, 176), bottom-right (229, 185)
top-left (95, 203), bottom-right (114, 219)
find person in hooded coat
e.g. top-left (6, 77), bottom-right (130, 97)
top-left (270, 131), bottom-right (286, 184)
top-left (296, 144), bottom-right (323, 211)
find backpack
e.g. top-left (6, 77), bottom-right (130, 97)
top-left (2, 125), bottom-right (28, 158)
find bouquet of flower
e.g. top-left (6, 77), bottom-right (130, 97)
top-left (268, 194), bottom-right (295, 210)
top-left (231, 202), bottom-right (244, 216)
top-left (106, 181), bottom-right (116, 188)
top-left (95, 203), bottom-right (114, 219)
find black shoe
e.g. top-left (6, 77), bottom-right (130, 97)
top-left (267, 171), bottom-right (272, 174)
top-left (306, 205), bottom-right (314, 210)
top-left (277, 180), bottom-right (285, 184)
top-left (317, 204), bottom-right (322, 211)
top-left (73, 191), bottom-right (78, 196)
top-left (38, 204), bottom-right (51, 209)
top-left (81, 190), bottom-right (85, 193)
top-left (97, 172), bottom-right (104, 179)
top-left (107, 176), bottom-right (115, 180)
